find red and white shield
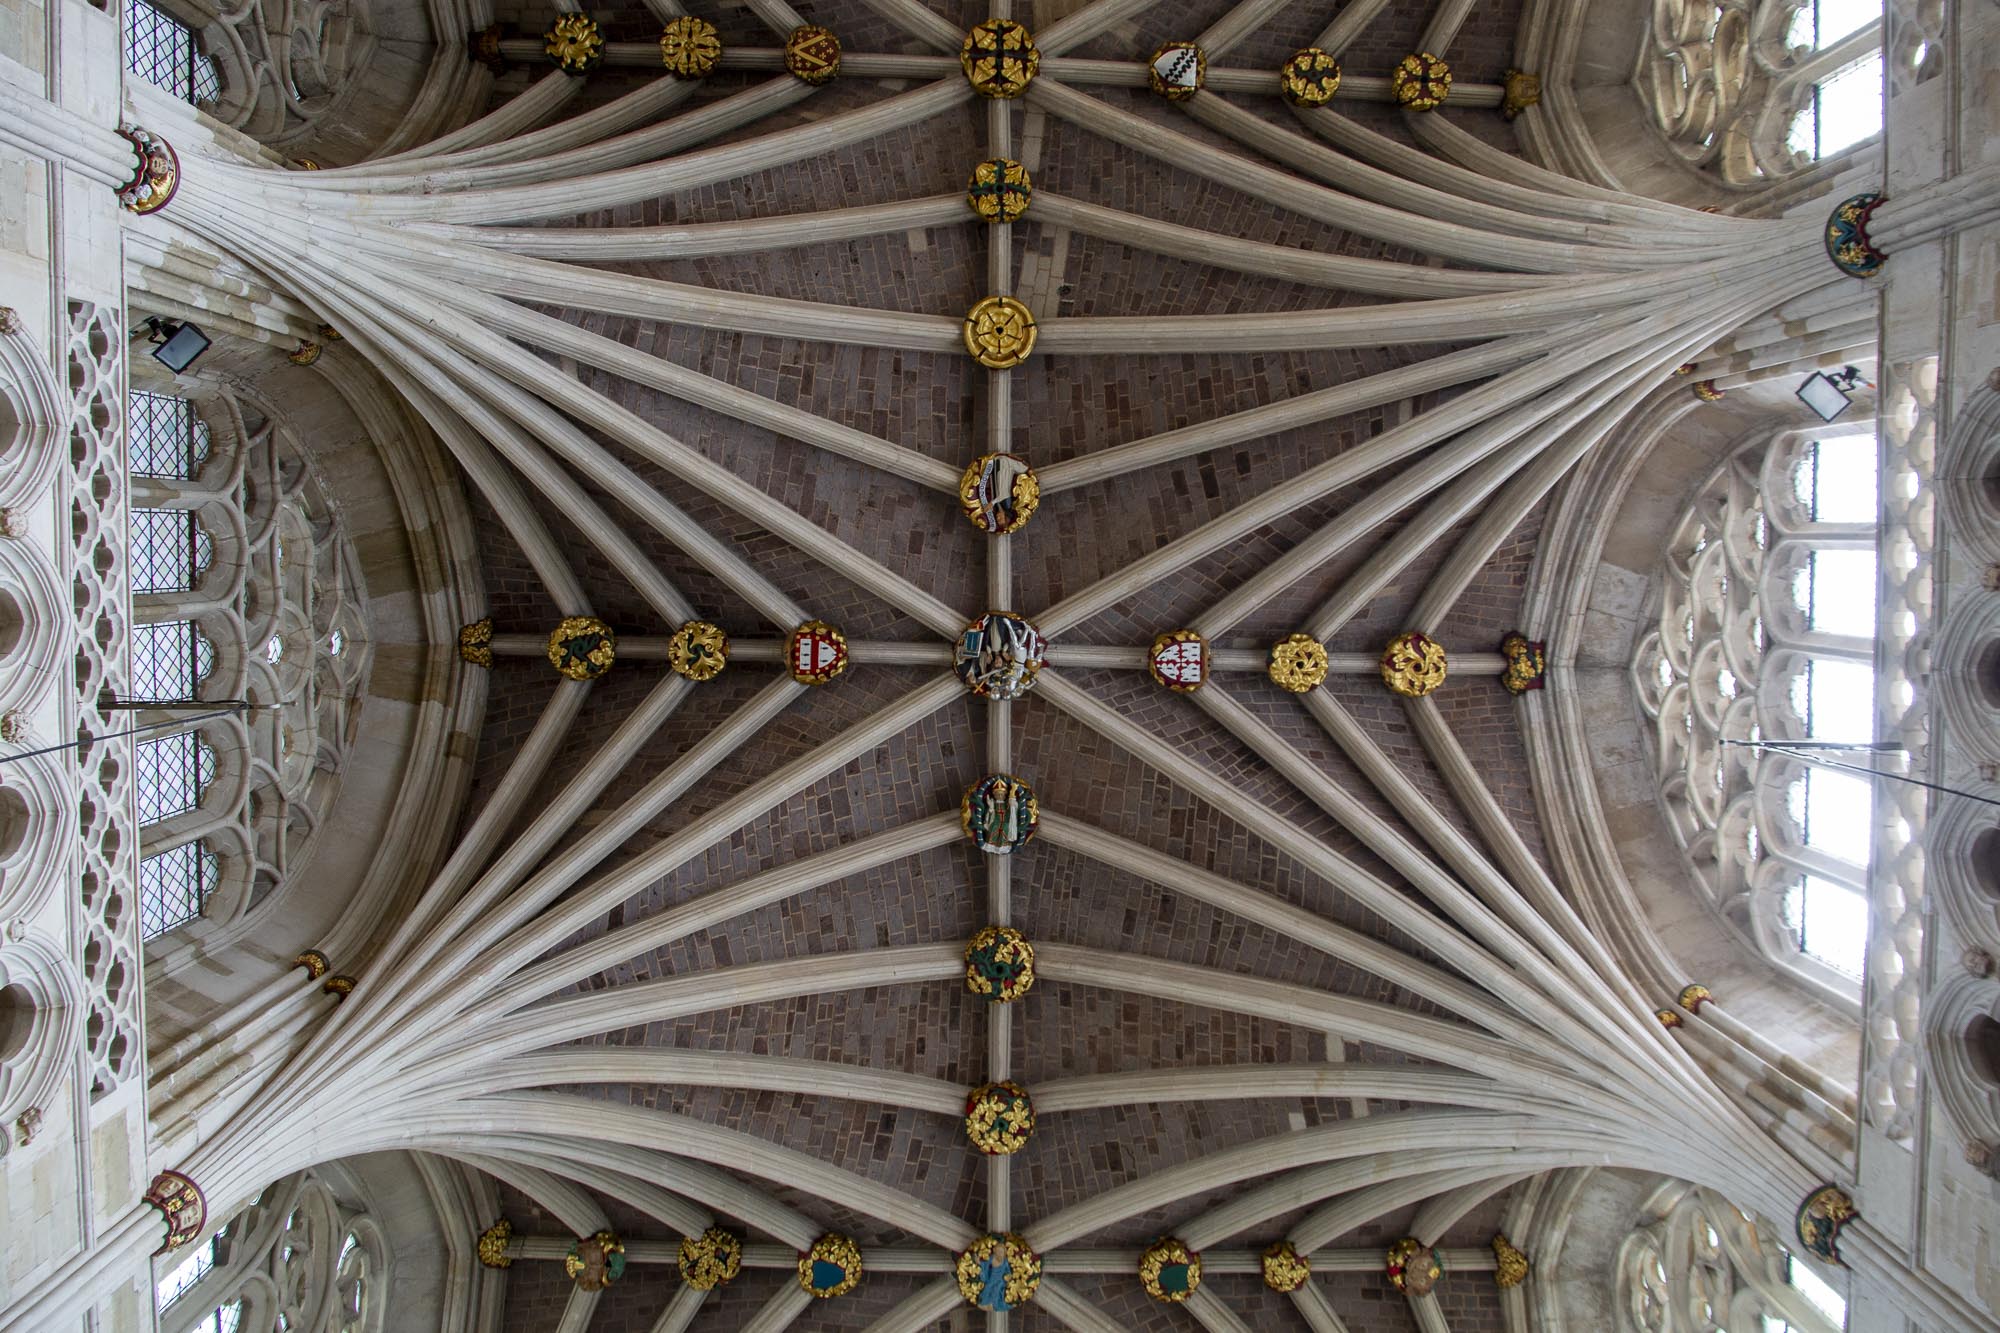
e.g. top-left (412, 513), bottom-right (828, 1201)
top-left (789, 622), bottom-right (848, 684)
top-left (1150, 634), bottom-right (1206, 690)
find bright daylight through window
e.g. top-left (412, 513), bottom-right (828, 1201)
top-left (1786, 0), bottom-right (1885, 160)
top-left (155, 1235), bottom-right (240, 1332)
top-left (1763, 1254), bottom-right (1851, 1330)
top-left (1635, 426), bottom-right (1883, 989)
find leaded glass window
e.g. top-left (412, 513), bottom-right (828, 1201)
top-left (1634, 424), bottom-right (1883, 994)
top-left (139, 841), bottom-right (219, 938)
top-left (136, 732), bottom-right (218, 825)
top-left (129, 390), bottom-right (211, 479)
top-left (1795, 435), bottom-right (1880, 522)
top-left (1782, 872), bottom-right (1869, 977)
top-left (123, 0), bottom-right (221, 104)
top-left (132, 619), bottom-right (216, 702)
top-left (1761, 1254), bottom-right (1850, 1330)
top-left (1787, 0), bottom-right (1883, 47)
top-left (1788, 52), bottom-right (1885, 161)
top-left (131, 508), bottom-right (214, 594)
top-left (157, 1234), bottom-right (217, 1310)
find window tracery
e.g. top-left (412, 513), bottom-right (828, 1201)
top-left (1615, 1182), bottom-right (1846, 1332)
top-left (156, 1172), bottom-right (379, 1333)
top-left (125, 0), bottom-right (375, 148)
top-left (1633, 423), bottom-right (1883, 1001)
top-left (64, 300), bottom-right (144, 1099)
top-left (126, 383), bottom-right (368, 947)
top-left (1635, 0), bottom-right (1885, 184)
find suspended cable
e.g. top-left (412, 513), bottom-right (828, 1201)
top-left (0, 701), bottom-right (255, 766)
top-left (1721, 737), bottom-right (2000, 807)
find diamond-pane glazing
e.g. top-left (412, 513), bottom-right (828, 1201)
top-left (124, 0), bottom-right (221, 104)
top-left (139, 841), bottom-right (218, 938)
top-left (131, 508), bottom-right (213, 594)
top-left (129, 391), bottom-right (211, 479)
top-left (136, 731), bottom-right (218, 825)
top-left (132, 619), bottom-right (215, 702)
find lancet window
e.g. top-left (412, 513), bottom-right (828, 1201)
top-left (131, 508), bottom-right (214, 594)
top-left (123, 383), bottom-right (366, 947)
top-left (1763, 1255), bottom-right (1850, 1330)
top-left (157, 1234), bottom-right (241, 1333)
top-left (130, 390), bottom-right (213, 478)
top-left (1632, 422), bottom-right (1882, 1001)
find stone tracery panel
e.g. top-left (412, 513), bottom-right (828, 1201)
top-left (136, 0), bottom-right (376, 148)
top-left (0, 931), bottom-right (85, 1142)
top-left (1613, 1181), bottom-right (1844, 1332)
top-left (1883, 0), bottom-right (1943, 97)
top-left (1925, 974), bottom-right (2000, 1167)
top-left (1631, 423), bottom-right (1885, 1005)
top-left (156, 1169), bottom-right (385, 1333)
top-left (1922, 374), bottom-right (2000, 1168)
top-left (129, 380), bottom-right (371, 944)
top-left (1859, 356), bottom-right (1937, 1142)
top-left (1634, 0), bottom-right (1883, 184)
top-left (65, 299), bottom-right (145, 1100)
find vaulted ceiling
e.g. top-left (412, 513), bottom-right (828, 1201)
top-left (125, 0), bottom-right (1884, 1325)
top-left (469, 3), bottom-right (1543, 1324)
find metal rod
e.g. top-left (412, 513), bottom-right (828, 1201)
top-left (0, 701), bottom-right (253, 766)
top-left (1724, 738), bottom-right (2000, 808)
top-left (1720, 738), bottom-right (1903, 751)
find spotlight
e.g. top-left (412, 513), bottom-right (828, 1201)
top-left (1795, 365), bottom-right (1870, 423)
top-left (141, 317), bottom-right (211, 374)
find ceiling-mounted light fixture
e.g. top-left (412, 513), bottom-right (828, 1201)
top-left (140, 316), bottom-right (211, 374)
top-left (1795, 364), bottom-right (1870, 423)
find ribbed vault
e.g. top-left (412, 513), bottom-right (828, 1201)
top-left (9, 0), bottom-right (1994, 1329)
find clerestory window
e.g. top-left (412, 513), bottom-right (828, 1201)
top-left (153, 1175), bottom-right (383, 1333)
top-left (155, 1230), bottom-right (243, 1333)
top-left (135, 730), bottom-right (217, 825)
top-left (124, 381), bottom-right (368, 948)
top-left (1633, 422), bottom-right (1883, 997)
top-left (1619, 1186), bottom-right (1850, 1333)
top-left (131, 508), bottom-right (214, 595)
top-left (156, 1233), bottom-right (217, 1309)
top-left (1638, 0), bottom-right (1885, 183)
top-left (1784, 0), bottom-right (1885, 161)
top-left (131, 618), bottom-right (215, 702)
